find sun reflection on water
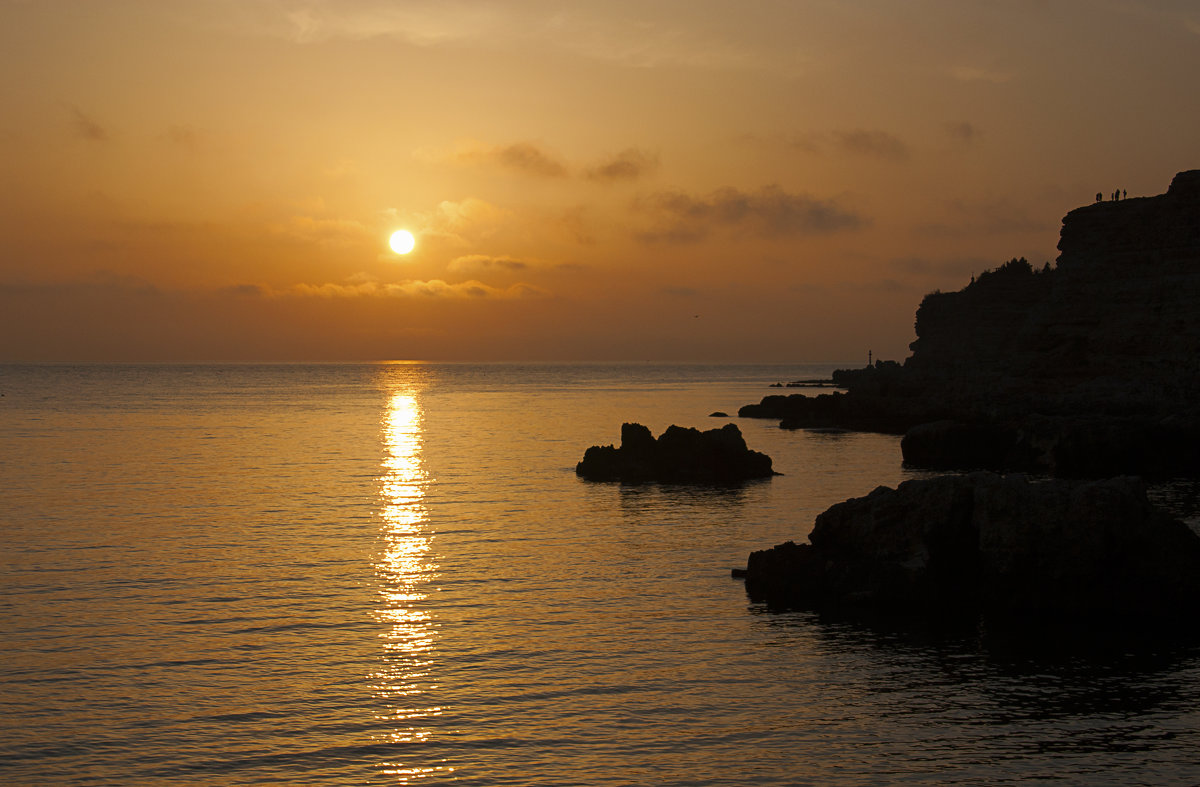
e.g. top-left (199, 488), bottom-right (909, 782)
top-left (371, 387), bottom-right (453, 781)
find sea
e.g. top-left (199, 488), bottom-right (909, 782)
top-left (4, 362), bottom-right (1200, 786)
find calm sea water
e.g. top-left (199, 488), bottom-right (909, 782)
top-left (4, 362), bottom-right (1200, 785)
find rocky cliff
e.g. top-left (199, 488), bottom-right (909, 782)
top-left (907, 169), bottom-right (1200, 416)
top-left (740, 170), bottom-right (1200, 476)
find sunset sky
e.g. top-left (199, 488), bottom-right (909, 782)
top-left (3, 0), bottom-right (1198, 362)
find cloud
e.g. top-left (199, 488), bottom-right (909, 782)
top-left (383, 197), bottom-right (509, 250)
top-left (0, 275), bottom-right (548, 306)
top-left (289, 279), bottom-right (546, 299)
top-left (71, 107), bottom-right (107, 141)
top-left (555, 205), bottom-right (596, 245)
top-left (272, 215), bottom-right (370, 247)
top-left (790, 129), bottom-right (909, 161)
top-left (430, 140), bottom-right (658, 183)
top-left (525, 7), bottom-right (783, 73)
top-left (221, 283), bottom-right (267, 297)
top-left (945, 121), bottom-right (981, 145)
top-left (636, 185), bottom-right (866, 243)
top-left (585, 148), bottom-right (659, 183)
top-left (447, 255), bottom-right (530, 273)
top-left (267, 2), bottom-right (500, 46)
top-left (0, 274), bottom-right (549, 361)
top-left (833, 129), bottom-right (909, 161)
top-left (242, 3), bottom-right (802, 76)
top-left (789, 132), bottom-right (824, 154)
top-left (494, 142), bottom-right (568, 177)
top-left (454, 141), bottom-right (568, 178)
top-left (412, 197), bottom-right (508, 248)
top-left (434, 197), bottom-right (507, 231)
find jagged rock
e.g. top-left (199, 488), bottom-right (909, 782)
top-left (576, 422), bottom-right (775, 484)
top-left (741, 473), bottom-right (1200, 619)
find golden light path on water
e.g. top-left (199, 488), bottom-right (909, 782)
top-left (371, 385), bottom-right (452, 782)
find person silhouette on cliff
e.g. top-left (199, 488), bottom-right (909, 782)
top-left (1123, 189), bottom-right (1127, 199)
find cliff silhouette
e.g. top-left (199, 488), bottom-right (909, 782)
top-left (741, 170), bottom-right (1200, 477)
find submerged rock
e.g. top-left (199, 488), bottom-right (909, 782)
top-left (576, 422), bottom-right (776, 484)
top-left (741, 472), bottom-right (1200, 620)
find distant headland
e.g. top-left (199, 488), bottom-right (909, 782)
top-left (740, 169), bottom-right (1200, 478)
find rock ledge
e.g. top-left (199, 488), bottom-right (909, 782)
top-left (741, 472), bottom-right (1200, 619)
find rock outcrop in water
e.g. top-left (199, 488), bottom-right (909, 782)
top-left (738, 170), bottom-right (1200, 478)
top-left (740, 473), bottom-right (1200, 619)
top-left (576, 422), bottom-right (775, 484)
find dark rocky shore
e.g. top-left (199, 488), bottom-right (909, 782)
top-left (741, 473), bottom-right (1200, 620)
top-left (737, 171), bottom-right (1200, 618)
top-left (576, 422), bottom-right (775, 484)
top-left (740, 170), bottom-right (1200, 479)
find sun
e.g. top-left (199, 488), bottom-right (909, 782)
top-left (389, 229), bottom-right (416, 255)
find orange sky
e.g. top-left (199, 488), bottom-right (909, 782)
top-left (2, 1), bottom-right (1198, 361)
